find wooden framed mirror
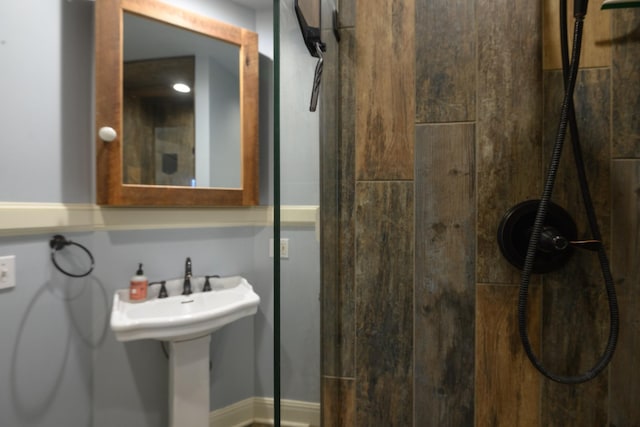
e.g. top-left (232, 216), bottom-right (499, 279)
top-left (95, 0), bottom-right (259, 206)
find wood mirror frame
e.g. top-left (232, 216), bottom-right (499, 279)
top-left (95, 0), bottom-right (259, 207)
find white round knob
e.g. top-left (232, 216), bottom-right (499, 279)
top-left (98, 126), bottom-right (117, 142)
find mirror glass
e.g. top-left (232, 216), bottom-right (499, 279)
top-left (123, 13), bottom-right (241, 188)
top-left (95, 0), bottom-right (259, 207)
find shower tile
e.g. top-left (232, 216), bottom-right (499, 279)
top-left (322, 376), bottom-right (355, 426)
top-left (539, 67), bottom-right (610, 427)
top-left (609, 160), bottom-right (640, 425)
top-left (612, 9), bottom-right (640, 158)
top-left (539, 269), bottom-right (608, 426)
top-left (355, 0), bottom-right (415, 181)
top-left (355, 181), bottom-right (414, 426)
top-left (414, 123), bottom-right (475, 425)
top-left (322, 27), bottom-right (356, 378)
top-left (415, 0), bottom-right (475, 123)
top-left (475, 284), bottom-right (542, 427)
top-left (542, 0), bottom-right (611, 71)
top-left (476, 0), bottom-right (544, 285)
top-left (338, 0), bottom-right (354, 28)
top-left (542, 69), bottom-right (611, 244)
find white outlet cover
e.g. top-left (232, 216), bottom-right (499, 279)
top-left (0, 255), bottom-right (16, 290)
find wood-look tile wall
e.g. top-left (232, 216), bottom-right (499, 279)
top-left (609, 9), bottom-right (640, 425)
top-left (474, 0), bottom-right (545, 424)
top-left (321, 1), bottom-right (640, 426)
top-left (540, 68), bottom-right (610, 426)
top-left (415, 123), bottom-right (475, 426)
top-left (322, 0), bottom-right (416, 424)
top-left (320, 0), bottom-right (356, 424)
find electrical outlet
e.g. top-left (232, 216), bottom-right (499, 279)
top-left (279, 238), bottom-right (289, 259)
top-left (269, 238), bottom-right (289, 259)
top-left (0, 255), bottom-right (16, 290)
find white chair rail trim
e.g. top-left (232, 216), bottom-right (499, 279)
top-left (0, 202), bottom-right (318, 236)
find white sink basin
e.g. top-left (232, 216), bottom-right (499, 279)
top-left (110, 276), bottom-right (260, 342)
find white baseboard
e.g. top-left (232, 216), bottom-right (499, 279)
top-left (209, 397), bottom-right (320, 427)
top-left (208, 398), bottom-right (254, 427)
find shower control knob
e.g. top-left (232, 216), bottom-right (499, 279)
top-left (539, 226), bottom-right (569, 252)
top-left (497, 199), bottom-right (577, 273)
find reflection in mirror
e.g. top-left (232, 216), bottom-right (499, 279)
top-left (123, 13), bottom-right (241, 188)
top-left (123, 56), bottom-right (195, 186)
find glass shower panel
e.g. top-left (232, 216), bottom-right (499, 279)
top-left (276, 0), bottom-right (328, 425)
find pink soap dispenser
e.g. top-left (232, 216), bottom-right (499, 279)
top-left (129, 263), bottom-right (148, 301)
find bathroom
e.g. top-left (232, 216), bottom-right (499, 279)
top-left (1, 0), bottom-right (639, 427)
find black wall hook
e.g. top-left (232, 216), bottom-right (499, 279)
top-left (49, 235), bottom-right (95, 278)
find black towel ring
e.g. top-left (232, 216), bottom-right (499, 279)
top-left (49, 235), bottom-right (95, 278)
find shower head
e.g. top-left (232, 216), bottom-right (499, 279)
top-left (602, 0), bottom-right (640, 9)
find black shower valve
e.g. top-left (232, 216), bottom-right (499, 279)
top-left (538, 226), bottom-right (570, 253)
top-left (497, 199), bottom-right (577, 274)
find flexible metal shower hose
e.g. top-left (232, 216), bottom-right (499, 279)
top-left (517, 2), bottom-right (619, 384)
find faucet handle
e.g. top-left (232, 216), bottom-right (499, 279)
top-left (149, 281), bottom-right (168, 298)
top-left (203, 275), bottom-right (220, 292)
top-left (158, 281), bottom-right (168, 298)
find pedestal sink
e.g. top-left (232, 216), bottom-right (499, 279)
top-left (110, 276), bottom-right (260, 427)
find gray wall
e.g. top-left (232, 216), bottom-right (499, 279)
top-left (209, 58), bottom-right (241, 188)
top-left (0, 1), bottom-right (273, 426)
top-left (0, 0), bottom-right (93, 203)
top-left (279, 0), bottom-right (321, 404)
top-left (0, 235), bottom-right (94, 427)
top-left (279, 0), bottom-right (320, 206)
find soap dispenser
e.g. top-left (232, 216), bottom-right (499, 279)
top-left (129, 263), bottom-right (148, 301)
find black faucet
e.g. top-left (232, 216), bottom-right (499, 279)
top-left (182, 257), bottom-right (193, 295)
top-left (149, 280), bottom-right (168, 298)
top-left (203, 275), bottom-right (220, 292)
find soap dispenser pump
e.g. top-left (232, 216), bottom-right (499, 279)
top-left (129, 263), bottom-right (148, 301)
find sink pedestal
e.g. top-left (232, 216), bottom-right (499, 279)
top-left (169, 335), bottom-right (211, 427)
top-left (109, 277), bottom-right (260, 426)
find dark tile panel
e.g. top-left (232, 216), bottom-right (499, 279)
top-left (540, 268), bottom-right (608, 426)
top-left (476, 0), bottom-right (544, 285)
top-left (610, 160), bottom-right (640, 426)
top-left (475, 284), bottom-right (542, 427)
top-left (612, 9), bottom-right (640, 158)
top-left (337, 0), bottom-right (354, 28)
top-left (539, 68), bottom-right (610, 426)
top-left (355, 0), bottom-right (415, 181)
top-left (415, 0), bottom-right (475, 123)
top-left (321, 26), bottom-right (356, 378)
top-left (542, 69), bottom-right (611, 245)
top-left (322, 376), bottom-right (355, 426)
top-left (355, 181), bottom-right (414, 426)
top-left (542, 0), bottom-right (611, 71)
top-left (414, 123), bottom-right (475, 426)
top-left (336, 27), bottom-right (357, 378)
